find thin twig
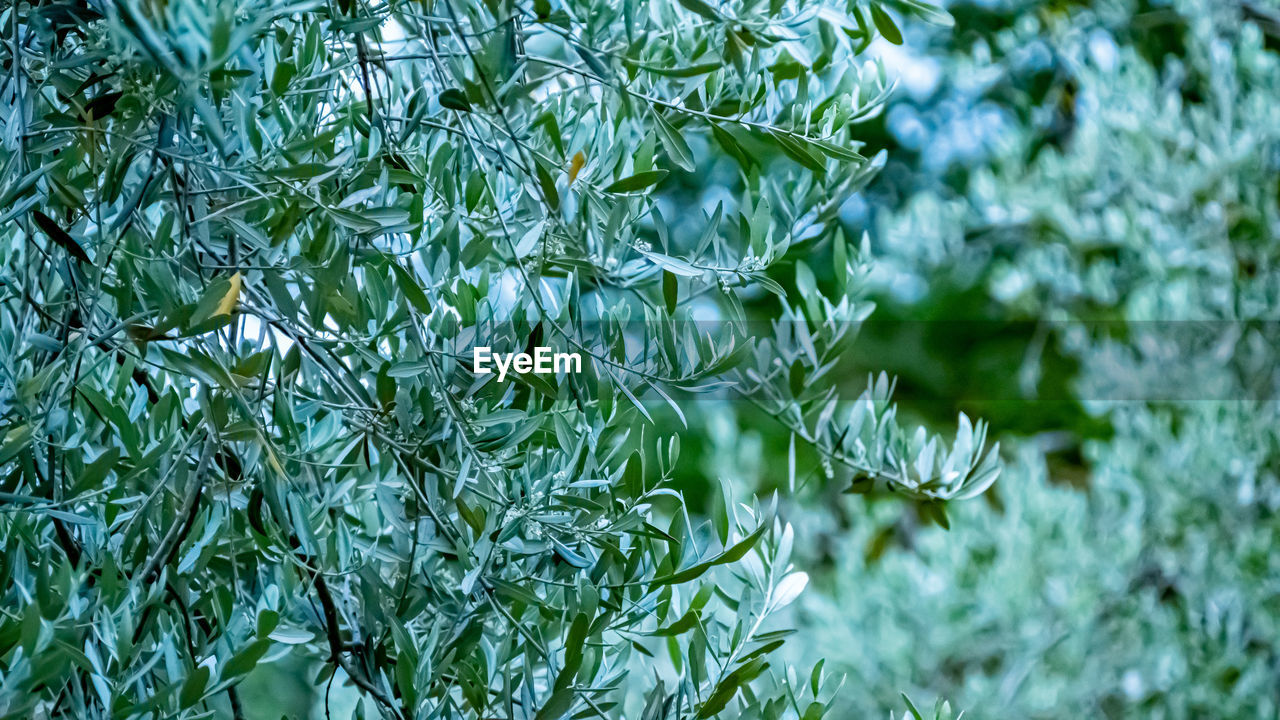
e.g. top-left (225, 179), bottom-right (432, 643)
top-left (139, 437), bottom-right (214, 583)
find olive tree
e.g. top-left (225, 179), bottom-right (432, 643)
top-left (0, 0), bottom-right (995, 718)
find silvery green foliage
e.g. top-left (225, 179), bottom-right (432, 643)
top-left (879, 0), bottom-right (1280, 324)
top-left (0, 0), bottom-right (993, 718)
top-left (790, 0), bottom-right (1280, 716)
top-left (803, 406), bottom-right (1280, 716)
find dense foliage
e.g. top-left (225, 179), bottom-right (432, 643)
top-left (0, 0), bottom-right (1000, 718)
top-left (8, 0), bottom-right (1276, 716)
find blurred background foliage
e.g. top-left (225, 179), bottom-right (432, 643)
top-left (758, 0), bottom-right (1280, 716)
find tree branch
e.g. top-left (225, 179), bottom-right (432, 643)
top-left (139, 437), bottom-right (213, 584)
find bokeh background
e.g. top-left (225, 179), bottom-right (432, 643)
top-left (778, 0), bottom-right (1280, 716)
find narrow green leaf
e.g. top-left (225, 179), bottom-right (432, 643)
top-left (809, 659), bottom-right (825, 696)
top-left (604, 170), bottom-right (668, 194)
top-left (74, 447), bottom-right (120, 496)
top-left (222, 638), bottom-right (271, 679)
top-left (676, 0), bottom-right (719, 20)
top-left (810, 137), bottom-right (866, 163)
top-left (32, 211), bottom-right (90, 264)
top-left (711, 124), bottom-right (754, 169)
top-left (536, 162), bottom-right (561, 210)
top-left (663, 270), bottom-right (678, 314)
top-left (256, 609), bottom-right (279, 637)
top-left (536, 688), bottom-right (575, 720)
top-left (900, 693), bottom-right (924, 720)
top-left (0, 424), bottom-right (33, 465)
top-left (871, 4), bottom-right (904, 45)
top-left (84, 91), bottom-right (123, 120)
top-left (391, 263), bottom-right (431, 314)
top-left (789, 360), bottom-right (806, 398)
top-left (270, 61), bottom-right (296, 96)
top-left (179, 666), bottom-right (210, 709)
top-left (439, 88), bottom-right (472, 111)
top-left (652, 609), bottom-right (699, 636)
top-left (556, 612), bottom-right (590, 689)
top-left (654, 113), bottom-right (696, 172)
top-left (651, 523), bottom-right (768, 586)
top-left (769, 131), bottom-right (827, 174)
top-left (626, 59), bottom-right (721, 78)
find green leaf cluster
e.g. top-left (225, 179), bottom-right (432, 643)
top-left (0, 0), bottom-right (982, 718)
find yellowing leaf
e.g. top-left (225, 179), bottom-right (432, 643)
top-left (215, 272), bottom-right (242, 317)
top-left (568, 151), bottom-right (586, 184)
top-left (184, 272), bottom-right (244, 335)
